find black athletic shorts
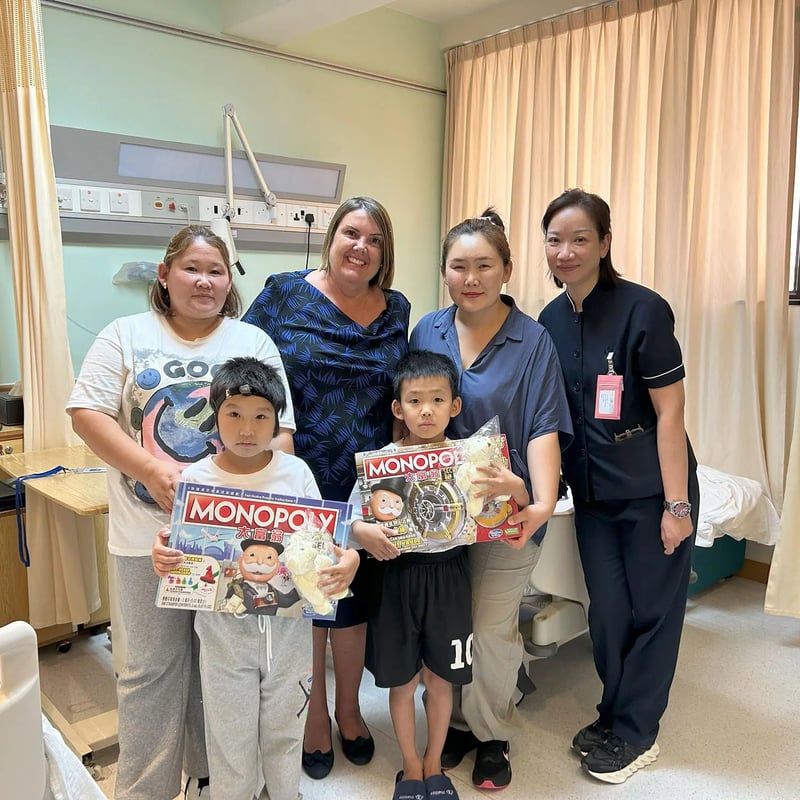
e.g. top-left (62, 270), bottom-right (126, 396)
top-left (365, 546), bottom-right (473, 688)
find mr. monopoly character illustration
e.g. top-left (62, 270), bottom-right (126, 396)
top-left (369, 477), bottom-right (411, 523)
top-left (224, 538), bottom-right (300, 616)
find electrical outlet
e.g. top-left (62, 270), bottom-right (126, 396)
top-left (285, 205), bottom-right (318, 228)
top-left (285, 205), bottom-right (304, 227)
top-left (79, 187), bottom-right (102, 212)
top-left (232, 200), bottom-right (254, 224)
top-left (199, 196), bottom-right (225, 221)
top-left (320, 206), bottom-right (336, 229)
top-left (302, 206), bottom-right (319, 227)
top-left (252, 202), bottom-right (274, 225)
top-left (109, 190), bottom-right (131, 213)
top-left (272, 203), bottom-right (288, 227)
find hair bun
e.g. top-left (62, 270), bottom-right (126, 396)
top-left (479, 207), bottom-right (505, 231)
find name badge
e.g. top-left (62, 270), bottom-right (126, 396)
top-left (595, 374), bottom-right (623, 420)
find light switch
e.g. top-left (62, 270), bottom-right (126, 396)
top-left (56, 186), bottom-right (74, 211)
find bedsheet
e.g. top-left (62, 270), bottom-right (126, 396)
top-left (696, 465), bottom-right (780, 548)
top-left (42, 714), bottom-right (106, 800)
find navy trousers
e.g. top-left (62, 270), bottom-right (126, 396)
top-left (573, 484), bottom-right (698, 748)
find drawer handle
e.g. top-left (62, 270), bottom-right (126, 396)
top-left (3, 445), bottom-right (12, 454)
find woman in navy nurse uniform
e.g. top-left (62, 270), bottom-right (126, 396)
top-left (538, 188), bottom-right (699, 785)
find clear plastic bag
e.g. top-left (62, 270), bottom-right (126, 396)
top-left (455, 416), bottom-right (512, 517)
top-left (282, 514), bottom-right (351, 617)
top-left (111, 261), bottom-right (158, 286)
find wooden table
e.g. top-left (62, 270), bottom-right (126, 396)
top-left (0, 444), bottom-right (116, 762)
top-left (0, 444), bottom-right (107, 514)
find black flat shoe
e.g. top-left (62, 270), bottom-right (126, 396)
top-left (441, 726), bottom-right (479, 770)
top-left (335, 713), bottom-right (375, 766)
top-left (302, 718), bottom-right (334, 779)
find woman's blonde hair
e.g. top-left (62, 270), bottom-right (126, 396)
top-left (150, 225), bottom-right (242, 317)
top-left (319, 197), bottom-right (396, 289)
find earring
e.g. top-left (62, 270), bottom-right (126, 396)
top-left (161, 282), bottom-right (167, 289)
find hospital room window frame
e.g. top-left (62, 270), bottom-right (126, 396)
top-left (790, 34), bottom-right (800, 306)
top-left (791, 132), bottom-right (800, 304)
top-left (792, 106), bottom-right (800, 305)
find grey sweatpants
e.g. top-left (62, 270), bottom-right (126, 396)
top-left (114, 555), bottom-right (208, 800)
top-left (194, 612), bottom-right (312, 800)
top-left (453, 539), bottom-right (542, 742)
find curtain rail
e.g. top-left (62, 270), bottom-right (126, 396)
top-left (445, 0), bottom-right (620, 51)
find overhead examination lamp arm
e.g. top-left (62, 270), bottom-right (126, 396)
top-left (216, 103), bottom-right (277, 277)
top-left (222, 103), bottom-right (277, 220)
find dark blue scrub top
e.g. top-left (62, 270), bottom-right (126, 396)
top-left (539, 278), bottom-right (695, 503)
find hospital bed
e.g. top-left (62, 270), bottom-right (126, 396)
top-left (0, 621), bottom-right (106, 800)
top-left (517, 498), bottom-right (589, 697)
top-left (515, 465), bottom-right (780, 695)
top-left (689, 465), bottom-right (779, 594)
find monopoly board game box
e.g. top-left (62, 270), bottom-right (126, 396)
top-left (155, 481), bottom-right (351, 620)
top-left (354, 433), bottom-right (521, 553)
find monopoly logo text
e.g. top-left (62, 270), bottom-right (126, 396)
top-left (184, 493), bottom-right (337, 533)
top-left (363, 446), bottom-right (464, 480)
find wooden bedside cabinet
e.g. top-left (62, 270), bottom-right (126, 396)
top-left (0, 425), bottom-right (24, 456)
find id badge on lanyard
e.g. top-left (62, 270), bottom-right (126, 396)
top-left (595, 351), bottom-right (623, 420)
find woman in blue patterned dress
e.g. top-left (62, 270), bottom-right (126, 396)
top-left (243, 197), bottom-right (410, 780)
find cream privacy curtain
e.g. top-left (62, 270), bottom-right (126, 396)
top-left (444, 0), bottom-right (794, 580)
top-left (766, 369), bottom-right (800, 618)
top-left (0, 0), bottom-right (100, 627)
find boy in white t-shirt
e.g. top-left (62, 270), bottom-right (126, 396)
top-left (152, 357), bottom-right (359, 800)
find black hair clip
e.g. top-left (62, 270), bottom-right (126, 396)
top-left (225, 384), bottom-right (253, 398)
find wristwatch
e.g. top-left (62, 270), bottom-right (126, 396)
top-left (664, 500), bottom-right (692, 519)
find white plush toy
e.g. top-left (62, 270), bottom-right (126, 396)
top-left (455, 436), bottom-right (511, 517)
top-left (283, 521), bottom-right (348, 617)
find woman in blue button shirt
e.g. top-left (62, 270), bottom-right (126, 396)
top-left (410, 209), bottom-right (571, 790)
top-left (538, 188), bottom-right (698, 785)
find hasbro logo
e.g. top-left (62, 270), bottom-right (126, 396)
top-left (488, 529), bottom-right (503, 539)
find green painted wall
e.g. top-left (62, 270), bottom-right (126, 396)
top-left (274, 7), bottom-right (445, 88)
top-left (0, 244), bottom-right (14, 384)
top-left (0, 3), bottom-right (445, 382)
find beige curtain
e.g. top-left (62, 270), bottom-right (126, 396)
top-left (765, 359), bottom-right (800, 617)
top-left (0, 0), bottom-right (100, 627)
top-left (444, 0), bottom-right (796, 611)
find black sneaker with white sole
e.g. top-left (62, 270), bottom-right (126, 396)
top-left (571, 720), bottom-right (611, 757)
top-left (472, 739), bottom-right (511, 790)
top-left (441, 726), bottom-right (479, 769)
top-left (581, 733), bottom-right (659, 784)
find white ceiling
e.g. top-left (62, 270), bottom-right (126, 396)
top-left (219, 0), bottom-right (561, 48)
top-left (387, 0), bottom-right (510, 25)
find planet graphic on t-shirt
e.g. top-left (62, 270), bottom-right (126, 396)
top-left (132, 381), bottom-right (220, 504)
